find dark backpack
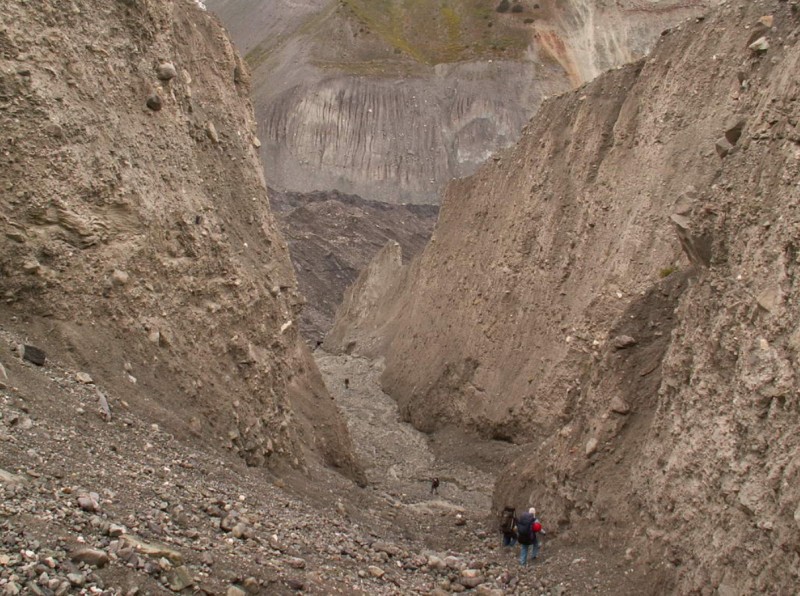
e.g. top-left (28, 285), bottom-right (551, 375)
top-left (516, 512), bottom-right (534, 542)
top-left (500, 509), bottom-right (515, 533)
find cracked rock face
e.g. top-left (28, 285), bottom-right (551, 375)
top-left (208, 0), bottom-right (714, 204)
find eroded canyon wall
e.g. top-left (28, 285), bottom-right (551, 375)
top-left (208, 0), bottom-right (715, 204)
top-left (0, 0), bottom-right (360, 480)
top-left (328, 1), bottom-right (799, 591)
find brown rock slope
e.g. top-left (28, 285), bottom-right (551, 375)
top-left (0, 0), bottom-right (359, 480)
top-left (327, 1), bottom-right (800, 592)
top-left (269, 189), bottom-right (437, 342)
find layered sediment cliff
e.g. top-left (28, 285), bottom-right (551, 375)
top-left (0, 0), bottom-right (360, 479)
top-left (208, 0), bottom-right (714, 204)
top-left (327, 1), bottom-right (800, 591)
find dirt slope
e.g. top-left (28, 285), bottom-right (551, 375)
top-left (207, 0), bottom-right (713, 203)
top-left (0, 0), bottom-right (359, 480)
top-left (326, 1), bottom-right (800, 592)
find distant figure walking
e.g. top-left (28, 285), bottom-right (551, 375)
top-left (516, 507), bottom-right (546, 566)
top-left (430, 477), bottom-right (440, 495)
top-left (344, 378), bottom-right (350, 389)
top-left (499, 506), bottom-right (517, 547)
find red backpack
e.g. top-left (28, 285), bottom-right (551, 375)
top-left (533, 521), bottom-right (542, 533)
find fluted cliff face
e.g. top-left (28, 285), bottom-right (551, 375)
top-left (327, 1), bottom-right (800, 591)
top-left (0, 0), bottom-right (360, 479)
top-left (208, 0), bottom-right (714, 204)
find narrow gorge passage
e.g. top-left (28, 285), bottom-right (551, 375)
top-left (315, 351), bottom-right (500, 515)
top-left (314, 351), bottom-right (647, 594)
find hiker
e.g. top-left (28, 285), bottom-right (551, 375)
top-left (516, 507), bottom-right (546, 566)
top-left (430, 477), bottom-right (440, 495)
top-left (344, 378), bottom-right (349, 389)
top-left (499, 505), bottom-right (517, 547)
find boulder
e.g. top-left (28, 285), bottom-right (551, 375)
top-left (21, 345), bottom-right (46, 366)
top-left (70, 548), bottom-right (109, 568)
top-left (167, 566), bottom-right (194, 592)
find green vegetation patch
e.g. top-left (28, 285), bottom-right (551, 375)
top-left (342, 0), bottom-right (530, 64)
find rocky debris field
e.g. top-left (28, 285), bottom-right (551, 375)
top-left (268, 189), bottom-right (437, 342)
top-left (0, 325), bottom-right (650, 595)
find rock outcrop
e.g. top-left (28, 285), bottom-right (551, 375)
top-left (208, 0), bottom-right (714, 204)
top-left (0, 0), bottom-right (360, 479)
top-left (327, 1), bottom-right (800, 591)
top-left (269, 189), bottom-right (437, 342)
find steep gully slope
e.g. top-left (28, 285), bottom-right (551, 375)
top-left (0, 0), bottom-right (359, 480)
top-left (208, 0), bottom-right (715, 204)
top-left (326, 1), bottom-right (800, 592)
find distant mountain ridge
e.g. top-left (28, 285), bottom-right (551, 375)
top-left (207, 0), bottom-right (716, 204)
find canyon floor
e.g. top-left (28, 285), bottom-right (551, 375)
top-left (1, 327), bottom-right (659, 595)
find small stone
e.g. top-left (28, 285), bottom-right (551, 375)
top-left (3, 582), bottom-right (20, 596)
top-left (77, 494), bottom-right (100, 512)
top-left (427, 555), bottom-right (446, 570)
top-left (367, 565), bottom-right (385, 578)
top-left (585, 437), bottom-right (599, 456)
top-left (231, 522), bottom-right (251, 539)
top-left (758, 15), bottom-right (774, 28)
top-left (461, 575), bottom-right (484, 589)
top-left (167, 566), bottom-right (193, 592)
top-left (205, 121), bottom-right (219, 143)
top-left (108, 524), bottom-right (126, 537)
top-left (252, 137), bottom-right (261, 148)
top-left (22, 258), bottom-right (40, 273)
top-left (44, 123), bottom-right (64, 138)
top-left (220, 513), bottom-right (237, 532)
top-left (715, 137), bottom-right (734, 158)
top-left (0, 468), bottom-right (25, 486)
top-left (610, 396), bottom-right (630, 415)
top-left (75, 372), bottom-right (94, 384)
top-left (611, 335), bottom-right (637, 350)
top-left (226, 588), bottom-right (246, 596)
top-left (146, 93), bottom-right (162, 111)
top-left (67, 573), bottom-right (85, 587)
top-left (200, 552), bottom-right (214, 566)
top-left (287, 557), bottom-right (306, 569)
top-left (156, 62), bottom-right (178, 81)
top-left (122, 535), bottom-right (183, 563)
top-left (70, 548), bottom-right (109, 568)
top-left (242, 578), bottom-right (260, 594)
top-left (22, 345), bottom-right (46, 366)
top-left (112, 269), bottom-right (130, 286)
top-left (748, 36), bottom-right (769, 52)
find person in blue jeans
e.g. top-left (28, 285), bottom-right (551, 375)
top-left (517, 507), bottom-right (546, 566)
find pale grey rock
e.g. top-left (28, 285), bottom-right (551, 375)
top-left (611, 335), bottom-right (637, 349)
top-left (167, 566), bottom-right (193, 591)
top-left (156, 62), bottom-right (178, 81)
top-left (610, 396), bottom-right (630, 414)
